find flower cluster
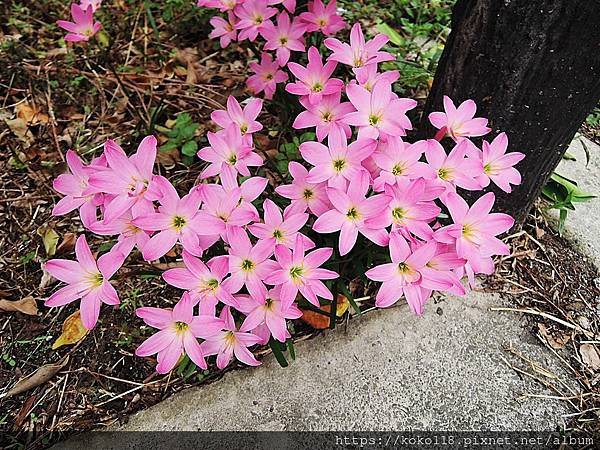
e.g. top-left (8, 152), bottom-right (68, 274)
top-left (57, 0), bottom-right (103, 42)
top-left (202, 0), bottom-right (346, 99)
top-left (47, 2), bottom-right (524, 374)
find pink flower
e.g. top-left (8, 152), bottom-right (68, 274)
top-left (275, 161), bottom-right (330, 216)
top-left (344, 80), bottom-right (416, 139)
top-left (133, 177), bottom-right (205, 260)
top-left (424, 139), bottom-right (484, 192)
top-left (324, 23), bottom-right (394, 69)
top-left (478, 132), bottom-right (525, 193)
top-left (56, 4), bottom-right (102, 42)
top-left (260, 11), bottom-right (306, 66)
top-left (248, 199), bottom-right (311, 248)
top-left (234, 0), bottom-right (277, 41)
top-left (313, 171), bottom-right (390, 255)
top-left (198, 0), bottom-right (240, 12)
top-left (353, 64), bottom-right (400, 92)
top-left (88, 208), bottom-right (152, 258)
top-left (86, 136), bottom-right (158, 223)
top-left (300, 0), bottom-right (345, 36)
top-left (371, 138), bottom-right (436, 191)
top-left (135, 292), bottom-right (225, 374)
top-left (293, 91), bottom-right (354, 141)
top-left (238, 287), bottom-right (303, 342)
top-left (286, 47), bottom-right (344, 105)
top-left (300, 133), bottom-right (376, 189)
top-left (163, 252), bottom-right (236, 315)
top-left (219, 169), bottom-right (267, 218)
top-left (366, 179), bottom-right (442, 240)
top-left (44, 235), bottom-right (124, 329)
top-left (52, 150), bottom-right (105, 227)
top-left (247, 53), bottom-right (289, 100)
top-left (269, 0), bottom-right (296, 13)
top-left (265, 235), bottom-right (338, 306)
top-left (366, 232), bottom-right (454, 313)
top-left (436, 192), bottom-right (514, 260)
top-left (197, 126), bottom-right (263, 179)
top-left (224, 227), bottom-right (279, 299)
top-left (429, 96), bottom-right (491, 142)
top-left (200, 305), bottom-right (262, 369)
top-left (211, 96), bottom-right (263, 136)
top-left (209, 12), bottom-right (238, 48)
top-left (79, 0), bottom-right (102, 12)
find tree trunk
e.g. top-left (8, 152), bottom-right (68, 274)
top-left (421, 0), bottom-right (600, 225)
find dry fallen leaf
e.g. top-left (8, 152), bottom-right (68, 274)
top-left (537, 323), bottom-right (569, 349)
top-left (580, 344), bottom-right (600, 370)
top-left (4, 117), bottom-right (35, 147)
top-left (52, 310), bottom-right (88, 349)
top-left (56, 232), bottom-right (77, 254)
top-left (37, 225), bottom-right (59, 256)
top-left (16, 101), bottom-right (49, 125)
top-left (0, 296), bottom-right (38, 316)
top-left (4, 356), bottom-right (69, 398)
top-left (300, 294), bottom-right (350, 329)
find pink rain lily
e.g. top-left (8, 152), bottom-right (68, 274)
top-left (436, 192), bottom-right (514, 260)
top-left (197, 0), bottom-right (240, 12)
top-left (365, 232), bottom-right (454, 313)
top-left (269, 0), bottom-right (297, 13)
top-left (237, 287), bottom-right (303, 342)
top-left (197, 126), bottom-right (263, 179)
top-left (86, 136), bottom-right (158, 223)
top-left (200, 305), bottom-right (262, 369)
top-left (371, 138), bottom-right (436, 191)
top-left (293, 91), bottom-right (353, 141)
top-left (353, 65), bottom-right (400, 92)
top-left (209, 12), bottom-right (238, 48)
top-left (211, 96), bottom-right (263, 136)
top-left (324, 23), bottom-right (394, 69)
top-left (89, 208), bottom-right (152, 258)
top-left (79, 0), bottom-right (102, 12)
top-left (45, 235), bottom-right (124, 329)
top-left (344, 80), bottom-right (416, 139)
top-left (248, 199), bottom-right (311, 248)
top-left (224, 227), bottom-right (279, 299)
top-left (366, 179), bottom-right (442, 241)
top-left (429, 95), bottom-right (491, 142)
top-left (264, 235), bottom-right (338, 306)
top-left (313, 171), bottom-right (390, 255)
top-left (247, 53), bottom-right (289, 100)
top-left (135, 292), bottom-right (225, 374)
top-left (132, 177), bottom-right (205, 260)
top-left (219, 169), bottom-right (267, 219)
top-left (299, 0), bottom-right (345, 35)
top-left (234, 0), bottom-right (277, 41)
top-left (52, 150), bottom-right (105, 227)
top-left (163, 252), bottom-right (236, 315)
top-left (275, 161), bottom-right (330, 216)
top-left (260, 11), bottom-right (306, 66)
top-left (424, 139), bottom-right (484, 192)
top-left (56, 4), bottom-right (102, 42)
top-left (477, 132), bottom-right (525, 193)
top-left (300, 133), bottom-right (377, 189)
top-left (286, 47), bottom-right (344, 105)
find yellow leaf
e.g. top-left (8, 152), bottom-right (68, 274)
top-left (300, 294), bottom-right (349, 329)
top-left (16, 101), bottom-right (49, 125)
top-left (37, 225), bottom-right (59, 257)
top-left (52, 310), bottom-right (88, 350)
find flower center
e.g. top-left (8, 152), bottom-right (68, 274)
top-left (241, 259), bottom-right (255, 272)
top-left (206, 278), bottom-right (219, 291)
top-left (397, 262), bottom-right (411, 274)
top-left (368, 113), bottom-right (382, 126)
top-left (90, 272), bottom-right (103, 287)
top-left (228, 153), bottom-right (238, 165)
top-left (265, 297), bottom-right (275, 310)
top-left (318, 18), bottom-right (328, 27)
top-left (279, 36), bottom-right (288, 46)
top-left (224, 330), bottom-right (237, 345)
top-left (391, 163), bottom-right (405, 176)
top-left (174, 321), bottom-right (189, 333)
top-left (254, 15), bottom-right (264, 25)
top-left (302, 188), bottom-right (314, 200)
top-left (312, 82), bottom-right (323, 93)
top-left (289, 265), bottom-right (304, 279)
top-left (391, 207), bottom-right (406, 222)
top-left (462, 223), bottom-right (477, 240)
top-left (437, 167), bottom-right (453, 181)
top-left (321, 111), bottom-right (333, 122)
top-left (172, 215), bottom-right (186, 231)
top-left (333, 159), bottom-right (346, 172)
top-left (265, 73), bottom-right (274, 81)
top-left (240, 123), bottom-right (248, 135)
top-left (272, 229), bottom-right (284, 240)
top-left (346, 207), bottom-right (360, 220)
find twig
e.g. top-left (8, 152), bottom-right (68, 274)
top-left (491, 307), bottom-right (582, 331)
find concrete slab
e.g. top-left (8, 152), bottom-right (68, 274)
top-left (61, 293), bottom-right (568, 445)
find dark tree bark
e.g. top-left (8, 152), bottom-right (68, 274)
top-left (421, 0), bottom-right (600, 225)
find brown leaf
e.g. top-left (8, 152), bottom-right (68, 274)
top-left (4, 117), bottom-right (35, 147)
top-left (300, 294), bottom-right (350, 329)
top-left (52, 310), bottom-right (88, 349)
top-left (0, 296), bottom-right (38, 316)
top-left (580, 344), bottom-right (600, 370)
top-left (16, 102), bottom-right (49, 125)
top-left (5, 356), bottom-right (69, 398)
top-left (56, 232), bottom-right (77, 254)
top-left (14, 394), bottom-right (36, 430)
top-left (537, 323), bottom-right (569, 349)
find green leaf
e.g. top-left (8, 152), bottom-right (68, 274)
top-left (339, 284), bottom-right (361, 316)
top-left (181, 140), bottom-right (198, 157)
top-left (269, 338), bottom-right (288, 368)
top-left (287, 339), bottom-right (296, 361)
top-left (376, 23), bottom-right (404, 47)
top-left (558, 209), bottom-right (567, 236)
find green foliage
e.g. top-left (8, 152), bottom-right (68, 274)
top-left (586, 107), bottom-right (600, 127)
top-left (158, 113), bottom-right (200, 163)
top-left (541, 172), bottom-right (595, 235)
top-left (276, 132), bottom-right (316, 174)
